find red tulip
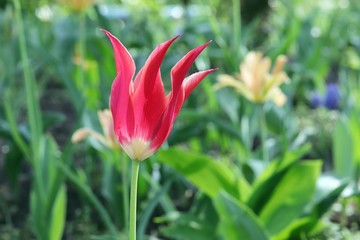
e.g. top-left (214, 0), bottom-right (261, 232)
top-left (103, 30), bottom-right (216, 161)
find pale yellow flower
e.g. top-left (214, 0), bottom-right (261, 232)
top-left (72, 109), bottom-right (119, 150)
top-left (59, 0), bottom-right (94, 12)
top-left (215, 52), bottom-right (289, 107)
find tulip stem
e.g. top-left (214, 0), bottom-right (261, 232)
top-left (129, 160), bottom-right (140, 240)
top-left (232, 0), bottom-right (241, 58)
top-left (12, 0), bottom-right (42, 159)
top-left (78, 10), bottom-right (86, 91)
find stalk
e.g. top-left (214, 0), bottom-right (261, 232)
top-left (232, 0), bottom-right (241, 58)
top-left (78, 10), bottom-right (86, 88)
top-left (129, 160), bottom-right (140, 240)
top-left (12, 0), bottom-right (42, 160)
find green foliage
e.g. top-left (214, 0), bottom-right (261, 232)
top-left (30, 136), bottom-right (67, 240)
top-left (258, 160), bottom-right (321, 235)
top-left (214, 192), bottom-right (270, 240)
top-left (157, 148), bottom-right (250, 201)
top-left (333, 116), bottom-right (354, 178)
top-left (158, 147), bottom-right (340, 239)
top-left (158, 195), bottom-right (219, 240)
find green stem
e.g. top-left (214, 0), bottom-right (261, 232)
top-left (4, 94), bottom-right (30, 159)
top-left (78, 11), bottom-right (86, 88)
top-left (232, 0), bottom-right (241, 58)
top-left (12, 0), bottom-right (42, 160)
top-left (129, 160), bottom-right (140, 240)
top-left (121, 152), bottom-right (130, 233)
top-left (259, 105), bottom-right (269, 165)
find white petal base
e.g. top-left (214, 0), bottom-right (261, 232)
top-left (122, 139), bottom-right (154, 161)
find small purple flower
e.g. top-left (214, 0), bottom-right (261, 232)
top-left (324, 83), bottom-right (340, 110)
top-left (310, 83), bottom-right (340, 110)
top-left (310, 92), bottom-right (323, 109)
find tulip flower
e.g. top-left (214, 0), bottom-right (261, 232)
top-left (103, 30), bottom-right (216, 240)
top-left (72, 109), bottom-right (119, 150)
top-left (58, 0), bottom-right (94, 12)
top-left (103, 30), bottom-right (216, 161)
top-left (215, 51), bottom-right (288, 107)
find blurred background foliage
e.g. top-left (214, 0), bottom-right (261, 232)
top-left (0, 0), bottom-right (360, 239)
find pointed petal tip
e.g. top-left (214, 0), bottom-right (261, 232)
top-left (101, 29), bottom-right (111, 36)
top-left (192, 40), bottom-right (212, 53)
top-left (102, 29), bottom-right (118, 42)
top-left (207, 68), bottom-right (219, 73)
top-left (167, 35), bottom-right (181, 44)
top-left (201, 40), bottom-right (212, 48)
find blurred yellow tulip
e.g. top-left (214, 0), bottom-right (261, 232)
top-left (59, 0), bottom-right (94, 12)
top-left (72, 109), bottom-right (119, 150)
top-left (215, 52), bottom-right (289, 107)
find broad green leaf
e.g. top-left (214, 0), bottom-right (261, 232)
top-left (259, 161), bottom-right (322, 235)
top-left (50, 185), bottom-right (67, 240)
top-left (308, 175), bottom-right (348, 218)
top-left (30, 188), bottom-right (45, 240)
top-left (30, 135), bottom-right (66, 240)
top-left (274, 175), bottom-right (347, 239)
top-left (272, 217), bottom-right (323, 240)
top-left (160, 213), bottom-right (217, 240)
top-left (90, 235), bottom-right (122, 240)
top-left (246, 145), bottom-right (310, 213)
top-left (333, 116), bottom-right (353, 178)
top-left (159, 196), bottom-right (218, 240)
top-left (157, 148), bottom-right (250, 200)
top-left (349, 112), bottom-right (360, 181)
top-left (214, 192), bottom-right (270, 240)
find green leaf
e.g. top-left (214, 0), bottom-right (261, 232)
top-left (309, 174), bottom-right (348, 218)
top-left (349, 112), bottom-right (360, 182)
top-left (160, 212), bottom-right (217, 240)
top-left (246, 145), bottom-right (310, 213)
top-left (258, 161), bottom-right (322, 235)
top-left (333, 116), bottom-right (354, 178)
top-left (159, 196), bottom-right (219, 240)
top-left (272, 217), bottom-right (322, 240)
top-left (214, 192), bottom-right (270, 240)
top-left (274, 175), bottom-right (347, 239)
top-left (49, 185), bottom-right (67, 240)
top-left (157, 148), bottom-right (250, 200)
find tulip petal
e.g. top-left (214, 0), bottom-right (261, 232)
top-left (132, 70), bottom-right (167, 140)
top-left (131, 36), bottom-right (179, 140)
top-left (170, 41), bottom-right (211, 96)
top-left (102, 30), bottom-right (135, 81)
top-left (151, 42), bottom-right (213, 150)
top-left (170, 69), bottom-right (217, 118)
top-left (133, 36), bottom-right (179, 92)
top-left (183, 69), bottom-right (218, 100)
top-left (150, 88), bottom-right (184, 151)
top-left (103, 30), bottom-right (136, 143)
top-left (150, 69), bottom-right (217, 151)
top-left (110, 74), bottom-right (135, 143)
